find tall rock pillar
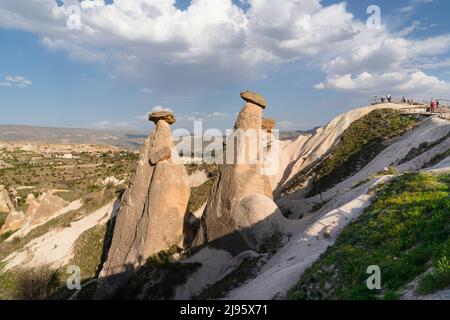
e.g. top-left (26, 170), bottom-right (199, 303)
top-left (194, 91), bottom-right (283, 255)
top-left (95, 111), bottom-right (190, 299)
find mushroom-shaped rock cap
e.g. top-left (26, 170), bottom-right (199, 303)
top-left (148, 111), bottom-right (176, 125)
top-left (240, 91), bottom-right (266, 109)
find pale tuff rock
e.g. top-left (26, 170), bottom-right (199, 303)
top-left (240, 91), bottom-right (266, 109)
top-left (0, 186), bottom-right (22, 235)
top-left (0, 190), bottom-right (68, 235)
top-left (95, 112), bottom-right (190, 299)
top-left (194, 92), bottom-right (287, 255)
top-left (0, 185), bottom-right (14, 213)
top-left (262, 118), bottom-right (276, 133)
top-left (0, 211), bottom-right (25, 235)
top-left (102, 176), bottom-right (125, 187)
top-left (29, 192), bottom-right (68, 225)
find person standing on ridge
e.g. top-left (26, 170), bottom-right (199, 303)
top-left (430, 98), bottom-right (436, 113)
top-left (387, 94), bottom-right (392, 103)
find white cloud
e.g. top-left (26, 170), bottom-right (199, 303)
top-left (152, 105), bottom-right (173, 112)
top-left (0, 0), bottom-right (362, 91)
top-left (316, 71), bottom-right (450, 98)
top-left (207, 112), bottom-right (229, 118)
top-left (0, 0), bottom-right (448, 97)
top-left (140, 87), bottom-right (152, 94)
top-left (0, 75), bottom-right (32, 87)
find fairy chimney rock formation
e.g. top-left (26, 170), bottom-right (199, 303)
top-left (95, 111), bottom-right (190, 299)
top-left (194, 91), bottom-right (284, 255)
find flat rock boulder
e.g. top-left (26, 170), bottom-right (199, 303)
top-left (148, 111), bottom-right (176, 125)
top-left (240, 91), bottom-right (266, 109)
top-left (95, 112), bottom-right (190, 299)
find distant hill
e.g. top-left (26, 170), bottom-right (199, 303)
top-left (0, 124), bottom-right (305, 149)
top-left (0, 125), bottom-right (148, 150)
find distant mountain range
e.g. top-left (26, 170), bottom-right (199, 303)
top-left (0, 125), bottom-right (148, 150)
top-left (0, 124), bottom-right (309, 150)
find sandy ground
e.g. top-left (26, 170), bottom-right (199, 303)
top-left (2, 200), bottom-right (119, 271)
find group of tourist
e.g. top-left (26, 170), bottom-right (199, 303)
top-left (380, 94), bottom-right (392, 103)
top-left (377, 95), bottom-right (442, 113)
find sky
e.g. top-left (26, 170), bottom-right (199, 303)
top-left (1, 0), bottom-right (450, 133)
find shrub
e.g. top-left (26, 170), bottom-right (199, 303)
top-left (14, 266), bottom-right (60, 300)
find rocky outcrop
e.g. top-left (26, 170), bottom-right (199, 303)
top-left (0, 211), bottom-right (25, 235)
top-left (95, 111), bottom-right (191, 299)
top-left (262, 118), bottom-right (276, 133)
top-left (28, 192), bottom-right (68, 225)
top-left (194, 91), bottom-right (285, 255)
top-left (0, 186), bottom-right (21, 235)
top-left (0, 185), bottom-right (14, 213)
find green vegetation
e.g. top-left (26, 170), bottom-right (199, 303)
top-left (115, 247), bottom-right (201, 300)
top-left (54, 190), bottom-right (82, 202)
top-left (197, 256), bottom-right (260, 299)
top-left (70, 225), bottom-right (107, 281)
top-left (287, 172), bottom-right (450, 300)
top-left (0, 265), bottom-right (64, 300)
top-left (0, 148), bottom-right (137, 196)
top-left (187, 178), bottom-right (216, 214)
top-left (305, 109), bottom-right (419, 196)
top-left (13, 266), bottom-right (61, 300)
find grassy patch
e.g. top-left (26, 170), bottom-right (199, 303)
top-left (305, 109), bottom-right (419, 196)
top-left (54, 190), bottom-right (82, 202)
top-left (287, 172), bottom-right (450, 300)
top-left (0, 268), bottom-right (17, 300)
top-left (187, 178), bottom-right (215, 214)
top-left (417, 247), bottom-right (450, 295)
top-left (70, 225), bottom-right (107, 281)
top-left (197, 256), bottom-right (260, 300)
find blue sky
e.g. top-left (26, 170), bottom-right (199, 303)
top-left (1, 0), bottom-right (450, 132)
